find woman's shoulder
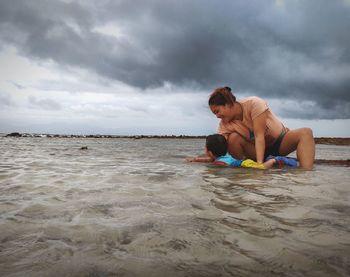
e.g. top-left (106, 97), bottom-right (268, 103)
top-left (239, 96), bottom-right (269, 119)
top-left (239, 96), bottom-right (265, 104)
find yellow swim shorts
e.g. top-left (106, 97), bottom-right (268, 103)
top-left (241, 159), bottom-right (265, 169)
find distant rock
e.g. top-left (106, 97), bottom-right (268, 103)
top-left (2, 132), bottom-right (349, 145)
top-left (80, 146), bottom-right (88, 150)
top-left (315, 159), bottom-right (350, 166)
top-left (6, 132), bottom-right (22, 137)
top-left (314, 137), bottom-right (350, 145)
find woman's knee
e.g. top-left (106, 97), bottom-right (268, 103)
top-left (297, 128), bottom-right (314, 143)
top-left (289, 128), bottom-right (314, 141)
top-left (280, 128), bottom-right (314, 153)
top-left (227, 133), bottom-right (245, 158)
top-left (227, 132), bottom-right (243, 146)
top-left (300, 127), bottom-right (314, 138)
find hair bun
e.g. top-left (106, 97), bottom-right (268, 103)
top-left (224, 86), bottom-right (231, 92)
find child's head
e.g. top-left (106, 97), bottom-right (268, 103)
top-left (206, 134), bottom-right (228, 158)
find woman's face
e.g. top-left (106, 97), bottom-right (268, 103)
top-left (210, 104), bottom-right (234, 123)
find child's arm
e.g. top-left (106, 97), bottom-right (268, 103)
top-left (238, 156), bottom-right (297, 170)
top-left (265, 156), bottom-right (298, 168)
top-left (262, 158), bottom-right (276, 169)
top-left (186, 155), bottom-right (214, 163)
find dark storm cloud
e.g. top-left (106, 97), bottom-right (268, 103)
top-left (0, 0), bottom-right (349, 119)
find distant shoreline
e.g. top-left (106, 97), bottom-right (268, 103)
top-left (314, 137), bottom-right (350, 145)
top-left (1, 132), bottom-right (350, 145)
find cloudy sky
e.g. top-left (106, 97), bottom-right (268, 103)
top-left (0, 0), bottom-right (349, 136)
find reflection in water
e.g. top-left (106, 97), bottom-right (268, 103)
top-left (202, 165), bottom-right (350, 277)
top-left (0, 138), bottom-right (349, 276)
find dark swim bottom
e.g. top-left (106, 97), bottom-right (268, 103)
top-left (264, 131), bottom-right (287, 158)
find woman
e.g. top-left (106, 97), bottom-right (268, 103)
top-left (208, 87), bottom-right (315, 169)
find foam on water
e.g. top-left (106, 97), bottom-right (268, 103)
top-left (0, 137), bottom-right (349, 277)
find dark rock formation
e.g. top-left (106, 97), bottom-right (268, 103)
top-left (5, 132), bottom-right (22, 137)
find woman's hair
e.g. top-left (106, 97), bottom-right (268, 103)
top-left (206, 134), bottom-right (228, 157)
top-left (208, 86), bottom-right (236, 106)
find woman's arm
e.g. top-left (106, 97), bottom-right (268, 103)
top-left (253, 111), bottom-right (268, 164)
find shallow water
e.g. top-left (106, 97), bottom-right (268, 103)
top-left (0, 137), bottom-right (349, 277)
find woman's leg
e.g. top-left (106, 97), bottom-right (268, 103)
top-left (227, 132), bottom-right (256, 160)
top-left (278, 128), bottom-right (315, 170)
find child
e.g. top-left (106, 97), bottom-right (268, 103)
top-left (187, 134), bottom-right (298, 169)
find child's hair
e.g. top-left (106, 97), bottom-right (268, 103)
top-left (206, 134), bottom-right (228, 157)
top-left (208, 86), bottom-right (236, 106)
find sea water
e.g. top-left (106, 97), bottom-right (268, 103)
top-left (0, 137), bottom-right (349, 277)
